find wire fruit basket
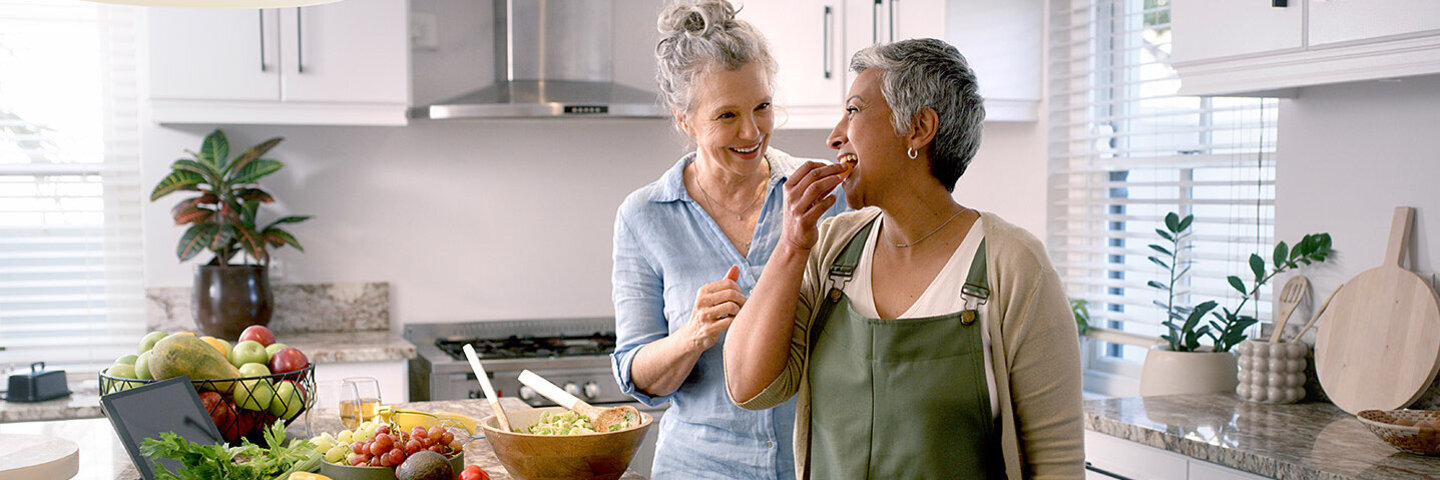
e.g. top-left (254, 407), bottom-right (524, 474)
top-left (99, 363), bottom-right (316, 446)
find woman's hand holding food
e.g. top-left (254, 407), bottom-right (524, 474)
top-left (685, 265), bottom-right (745, 352)
top-left (780, 161), bottom-right (849, 252)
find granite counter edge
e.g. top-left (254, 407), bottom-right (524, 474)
top-left (1085, 413), bottom-right (1351, 480)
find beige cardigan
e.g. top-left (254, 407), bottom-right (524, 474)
top-left (729, 208), bottom-right (1085, 479)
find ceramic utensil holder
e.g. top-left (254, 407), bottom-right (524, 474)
top-left (1235, 340), bottom-right (1308, 404)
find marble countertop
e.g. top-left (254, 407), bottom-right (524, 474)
top-left (1085, 394), bottom-right (1440, 479)
top-left (26, 397), bottom-right (645, 480)
top-left (0, 331), bottom-right (414, 423)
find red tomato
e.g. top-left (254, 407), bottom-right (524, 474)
top-left (460, 465), bottom-right (490, 480)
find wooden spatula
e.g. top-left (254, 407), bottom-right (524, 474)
top-left (518, 370), bottom-right (639, 433)
top-left (1269, 275), bottom-right (1310, 343)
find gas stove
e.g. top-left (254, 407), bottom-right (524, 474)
top-left (404, 318), bottom-right (629, 407)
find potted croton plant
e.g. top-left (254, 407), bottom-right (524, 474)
top-left (150, 129), bottom-right (310, 339)
top-left (1138, 212), bottom-right (1332, 396)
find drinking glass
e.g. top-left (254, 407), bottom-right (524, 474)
top-left (339, 377), bottom-right (381, 429)
top-left (305, 380), bottom-right (345, 436)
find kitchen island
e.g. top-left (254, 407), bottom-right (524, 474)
top-left (0, 397), bottom-right (644, 479)
top-left (1085, 394), bottom-right (1440, 479)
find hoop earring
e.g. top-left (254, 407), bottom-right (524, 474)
top-left (906, 148), bottom-right (918, 159)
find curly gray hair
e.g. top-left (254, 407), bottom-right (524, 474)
top-left (654, 0), bottom-right (776, 116)
top-left (851, 38), bottom-right (985, 192)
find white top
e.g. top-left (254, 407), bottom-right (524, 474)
top-left (843, 216), bottom-right (998, 419)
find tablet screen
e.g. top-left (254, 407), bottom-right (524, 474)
top-left (100, 376), bottom-right (223, 480)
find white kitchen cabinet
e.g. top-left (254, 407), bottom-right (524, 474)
top-left (748, 0), bottom-right (1039, 128)
top-left (741, 0), bottom-right (848, 129)
top-left (1171, 0), bottom-right (1440, 97)
top-left (1084, 430), bottom-right (1268, 480)
top-left (146, 0), bottom-right (410, 125)
top-left (313, 360), bottom-right (409, 404)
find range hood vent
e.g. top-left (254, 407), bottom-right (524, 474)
top-left (410, 0), bottom-right (666, 119)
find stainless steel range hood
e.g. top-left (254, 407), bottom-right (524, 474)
top-left (410, 0), bottom-right (666, 119)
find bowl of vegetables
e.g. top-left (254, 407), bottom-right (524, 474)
top-left (480, 406), bottom-right (653, 480)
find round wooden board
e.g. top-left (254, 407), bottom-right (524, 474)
top-left (1316, 266), bottom-right (1440, 415)
top-left (0, 434), bottom-right (79, 480)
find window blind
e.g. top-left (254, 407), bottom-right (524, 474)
top-left (0, 1), bottom-right (144, 372)
top-left (1046, 0), bottom-right (1278, 391)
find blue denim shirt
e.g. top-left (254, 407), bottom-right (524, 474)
top-left (611, 150), bottom-right (845, 479)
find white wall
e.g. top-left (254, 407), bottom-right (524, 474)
top-left (1276, 75), bottom-right (1440, 323)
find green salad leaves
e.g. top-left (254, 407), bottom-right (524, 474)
top-left (139, 422), bottom-right (321, 480)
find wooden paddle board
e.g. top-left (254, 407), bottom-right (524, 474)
top-left (1316, 207), bottom-right (1440, 414)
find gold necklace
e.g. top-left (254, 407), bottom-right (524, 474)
top-left (891, 206), bottom-right (969, 248)
top-left (695, 175), bottom-right (764, 221)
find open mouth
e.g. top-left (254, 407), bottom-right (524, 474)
top-left (730, 144), bottom-right (761, 154)
top-left (838, 153), bottom-right (858, 177)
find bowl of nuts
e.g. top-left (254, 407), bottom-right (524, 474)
top-left (1356, 409), bottom-right (1440, 455)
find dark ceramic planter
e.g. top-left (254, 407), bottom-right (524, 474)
top-left (193, 265), bottom-right (274, 339)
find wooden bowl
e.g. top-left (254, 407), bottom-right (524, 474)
top-left (1357, 409), bottom-right (1440, 455)
top-left (480, 406), bottom-right (653, 480)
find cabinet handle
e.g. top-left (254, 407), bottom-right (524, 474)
top-left (258, 10), bottom-right (267, 72)
top-left (296, 7), bottom-right (304, 73)
top-left (872, 0), bottom-right (881, 44)
top-left (823, 6), bottom-right (833, 79)
top-left (1084, 462), bottom-right (1136, 480)
top-left (1272, 0), bottom-right (1288, 6)
top-left (888, 0), bottom-right (896, 42)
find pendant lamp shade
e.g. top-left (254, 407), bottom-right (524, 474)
top-left (80, 0), bottom-right (340, 7)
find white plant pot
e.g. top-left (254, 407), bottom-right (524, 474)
top-left (1139, 346), bottom-right (1239, 396)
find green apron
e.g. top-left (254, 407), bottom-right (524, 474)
top-left (805, 219), bottom-right (1005, 479)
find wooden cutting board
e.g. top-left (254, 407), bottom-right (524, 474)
top-left (1317, 207), bottom-right (1440, 414)
top-left (0, 434), bottom-right (78, 480)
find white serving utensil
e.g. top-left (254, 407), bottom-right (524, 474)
top-left (462, 344), bottom-right (511, 432)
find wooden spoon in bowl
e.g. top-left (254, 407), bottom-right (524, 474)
top-left (517, 370), bottom-right (639, 433)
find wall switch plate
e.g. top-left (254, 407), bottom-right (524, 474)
top-left (411, 12), bottom-right (439, 50)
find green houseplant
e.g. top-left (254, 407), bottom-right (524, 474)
top-left (150, 129), bottom-right (310, 338)
top-left (1139, 212), bottom-right (1332, 396)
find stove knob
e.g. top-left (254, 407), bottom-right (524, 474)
top-left (468, 390), bottom-right (481, 399)
top-left (583, 382), bottom-right (600, 400)
top-left (564, 382), bottom-right (581, 398)
top-left (519, 386), bottom-right (537, 401)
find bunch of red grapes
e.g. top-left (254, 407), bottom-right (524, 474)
top-left (347, 424), bottom-right (464, 467)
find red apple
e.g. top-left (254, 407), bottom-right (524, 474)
top-left (268, 347), bottom-right (309, 375)
top-left (238, 325), bottom-right (276, 347)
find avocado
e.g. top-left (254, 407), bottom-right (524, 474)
top-left (395, 451), bottom-right (454, 480)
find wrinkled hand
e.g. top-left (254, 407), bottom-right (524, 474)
top-left (685, 265), bottom-right (745, 352)
top-left (780, 161), bottom-right (848, 252)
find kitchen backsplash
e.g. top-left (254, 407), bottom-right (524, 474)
top-left (145, 282), bottom-right (389, 334)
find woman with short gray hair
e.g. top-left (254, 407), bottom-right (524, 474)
top-left (726, 38), bottom-right (1085, 478)
top-left (610, 1), bottom-right (844, 478)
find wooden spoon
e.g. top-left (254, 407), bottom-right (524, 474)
top-left (517, 369), bottom-right (639, 433)
top-left (1269, 275), bottom-right (1310, 343)
top-left (462, 344), bottom-right (511, 432)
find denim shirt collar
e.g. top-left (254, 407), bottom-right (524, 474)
top-left (649, 148), bottom-right (800, 203)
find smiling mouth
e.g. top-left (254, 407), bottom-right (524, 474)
top-left (838, 153), bottom-right (858, 176)
top-left (731, 144), bottom-right (761, 154)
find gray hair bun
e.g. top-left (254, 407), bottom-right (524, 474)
top-left (657, 0), bottom-right (737, 39)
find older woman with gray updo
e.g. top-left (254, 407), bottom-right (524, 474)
top-left (610, 0), bottom-right (844, 478)
top-left (726, 38), bottom-right (1084, 479)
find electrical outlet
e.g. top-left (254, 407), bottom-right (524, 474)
top-left (411, 12), bottom-right (439, 51)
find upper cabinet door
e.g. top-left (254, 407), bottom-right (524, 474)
top-left (1170, 0), bottom-right (1303, 64)
top-left (1309, 0), bottom-right (1440, 47)
top-left (743, 0), bottom-right (847, 129)
top-left (148, 8), bottom-right (281, 101)
top-left (278, 0), bottom-right (409, 104)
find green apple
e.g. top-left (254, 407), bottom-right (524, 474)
top-left (133, 351), bottom-right (153, 381)
top-left (234, 378), bottom-right (275, 411)
top-left (113, 354), bottom-right (138, 366)
top-left (106, 364), bottom-right (136, 379)
top-left (264, 343), bottom-right (290, 357)
top-left (238, 362), bottom-right (271, 377)
top-left (229, 340), bottom-right (269, 368)
top-left (138, 331), bottom-right (168, 353)
top-left (269, 380), bottom-right (304, 420)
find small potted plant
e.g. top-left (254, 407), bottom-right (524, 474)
top-left (150, 129), bottom-right (310, 339)
top-left (1137, 212), bottom-right (1332, 396)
